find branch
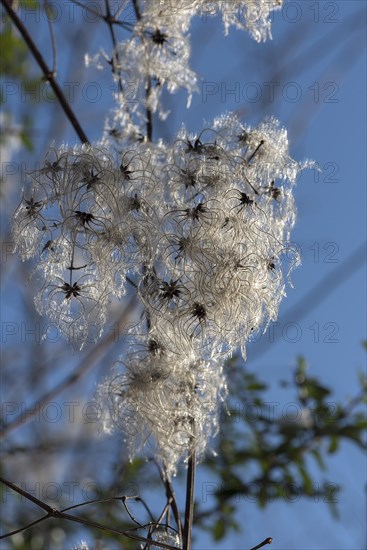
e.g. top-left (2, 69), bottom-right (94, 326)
top-left (0, 477), bottom-right (180, 550)
top-left (104, 0), bottom-right (134, 123)
top-left (1, 0), bottom-right (90, 144)
top-left (145, 79), bottom-right (153, 142)
top-left (70, 0), bottom-right (103, 19)
top-left (250, 537), bottom-right (273, 550)
top-left (0, 477), bottom-right (55, 513)
top-left (131, 0), bottom-right (153, 142)
top-left (183, 447), bottom-right (196, 550)
top-left (164, 476), bottom-right (183, 541)
top-left (150, 459), bottom-right (183, 540)
top-left (70, 0), bottom-right (134, 30)
top-left (105, 2), bottom-right (121, 90)
top-left (44, 0), bottom-right (57, 76)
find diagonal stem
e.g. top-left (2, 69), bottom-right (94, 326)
top-left (0, 477), bottom-right (180, 549)
top-left (183, 447), bottom-right (196, 550)
top-left (164, 476), bottom-right (182, 541)
top-left (1, 0), bottom-right (89, 144)
top-left (250, 537), bottom-right (273, 550)
top-left (0, 477), bottom-right (55, 513)
top-left (131, 0), bottom-right (153, 142)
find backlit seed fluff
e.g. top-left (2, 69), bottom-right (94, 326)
top-left (14, 113), bottom-right (309, 473)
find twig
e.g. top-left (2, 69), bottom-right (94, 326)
top-left (131, 0), bottom-right (153, 142)
top-left (65, 494), bottom-right (155, 529)
top-left (164, 475), bottom-right (183, 541)
top-left (1, 0), bottom-right (89, 144)
top-left (250, 537), bottom-right (273, 550)
top-left (145, 79), bottom-right (153, 142)
top-left (114, 0), bottom-right (130, 20)
top-left (0, 513), bottom-right (50, 539)
top-left (343, 387), bottom-right (367, 417)
top-left (143, 502), bottom-right (176, 550)
top-left (126, 275), bottom-right (138, 288)
top-left (183, 447), bottom-right (196, 550)
top-left (121, 495), bottom-right (153, 527)
top-left (70, 0), bottom-right (134, 29)
top-left (70, 0), bottom-right (103, 19)
top-left (0, 477), bottom-right (180, 550)
top-left (0, 477), bottom-right (55, 512)
top-left (151, 458), bottom-right (183, 540)
top-left (44, 0), bottom-right (57, 76)
top-left (131, 0), bottom-right (141, 19)
top-left (104, 0), bottom-right (134, 125)
top-left (62, 495), bottom-right (122, 512)
top-left (104, 0), bottom-right (122, 93)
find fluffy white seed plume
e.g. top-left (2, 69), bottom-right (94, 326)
top-left (218, 0), bottom-right (283, 41)
top-left (87, 1), bottom-right (282, 137)
top-left (139, 1), bottom-right (283, 42)
top-left (148, 527), bottom-right (182, 548)
top-left (12, 145), bottom-right (162, 346)
top-left (13, 112), bottom-right (307, 473)
top-left (97, 350), bottom-right (226, 477)
top-left (96, 114), bottom-right (305, 475)
top-left (72, 542), bottom-right (90, 550)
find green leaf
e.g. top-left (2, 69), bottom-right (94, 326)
top-left (213, 518), bottom-right (226, 541)
top-left (304, 380), bottom-right (331, 401)
top-left (297, 462), bottom-right (313, 494)
top-left (19, 0), bottom-right (39, 8)
top-left (19, 132), bottom-right (32, 151)
top-left (328, 434), bottom-right (339, 453)
top-left (246, 382), bottom-right (267, 391)
top-left (310, 448), bottom-right (326, 471)
top-left (0, 22), bottom-right (29, 80)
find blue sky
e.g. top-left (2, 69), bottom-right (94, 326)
top-left (184, 3), bottom-right (366, 548)
top-left (1, 1), bottom-right (366, 549)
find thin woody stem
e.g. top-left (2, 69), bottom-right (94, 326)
top-left (44, 0), bottom-right (57, 76)
top-left (105, 0), bottom-right (122, 94)
top-left (0, 477), bottom-right (179, 550)
top-left (104, 0), bottom-right (126, 93)
top-left (145, 78), bottom-right (153, 142)
top-left (183, 447), bottom-right (196, 550)
top-left (250, 537), bottom-right (273, 550)
top-left (164, 476), bottom-right (183, 541)
top-left (103, 0), bottom-right (135, 128)
top-left (131, 0), bottom-right (153, 142)
top-left (151, 459), bottom-right (183, 541)
top-left (1, 0), bottom-right (89, 144)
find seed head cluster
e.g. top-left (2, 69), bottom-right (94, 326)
top-left (13, 112), bottom-right (308, 475)
top-left (86, 0), bottom-right (283, 130)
